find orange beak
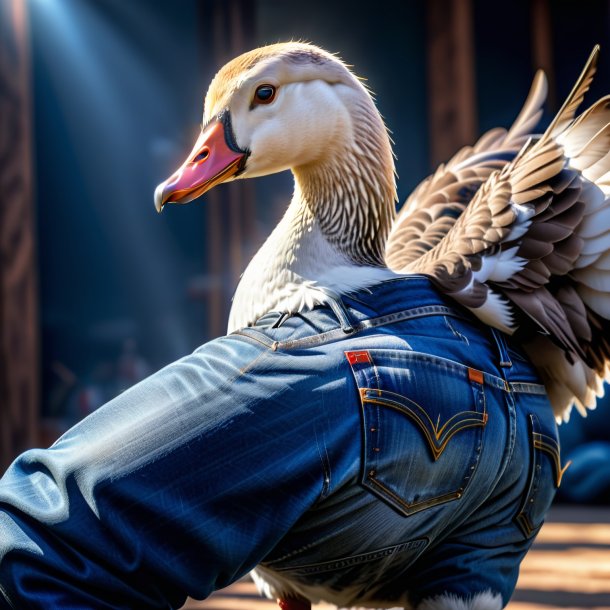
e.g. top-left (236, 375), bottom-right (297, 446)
top-left (154, 113), bottom-right (248, 212)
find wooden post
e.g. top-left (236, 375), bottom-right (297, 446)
top-left (531, 0), bottom-right (556, 112)
top-left (426, 0), bottom-right (477, 168)
top-left (0, 0), bottom-right (39, 469)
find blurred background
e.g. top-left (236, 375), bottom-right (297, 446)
top-left (1, 0), bottom-right (610, 508)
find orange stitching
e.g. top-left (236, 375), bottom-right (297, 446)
top-left (533, 434), bottom-right (570, 487)
top-left (367, 473), bottom-right (462, 515)
top-left (363, 388), bottom-right (483, 429)
top-left (362, 390), bottom-right (486, 460)
top-left (515, 512), bottom-right (536, 537)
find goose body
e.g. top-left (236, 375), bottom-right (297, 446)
top-left (154, 42), bottom-right (610, 609)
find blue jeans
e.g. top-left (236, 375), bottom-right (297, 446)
top-left (0, 276), bottom-right (561, 609)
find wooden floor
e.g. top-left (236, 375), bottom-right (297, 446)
top-left (183, 506), bottom-right (610, 610)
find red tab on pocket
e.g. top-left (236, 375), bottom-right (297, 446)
top-left (345, 350), bottom-right (371, 365)
top-left (468, 368), bottom-right (484, 384)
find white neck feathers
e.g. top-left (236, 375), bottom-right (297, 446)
top-left (228, 81), bottom-right (397, 332)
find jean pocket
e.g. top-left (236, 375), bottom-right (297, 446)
top-left (346, 350), bottom-right (488, 517)
top-left (514, 412), bottom-right (565, 538)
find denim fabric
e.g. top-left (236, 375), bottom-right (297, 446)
top-left (0, 276), bottom-right (562, 609)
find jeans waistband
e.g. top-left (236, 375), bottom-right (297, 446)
top-left (248, 302), bottom-right (468, 352)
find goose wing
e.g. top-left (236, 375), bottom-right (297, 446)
top-left (388, 46), bottom-right (610, 420)
top-left (386, 68), bottom-right (548, 269)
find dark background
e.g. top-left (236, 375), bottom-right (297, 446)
top-left (2, 0), bottom-right (610, 490)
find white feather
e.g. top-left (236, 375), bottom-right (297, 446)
top-left (583, 150), bottom-right (610, 181)
top-left (417, 591), bottom-right (503, 610)
top-left (252, 565), bottom-right (412, 609)
top-left (229, 202), bottom-right (396, 333)
top-left (595, 171), bottom-right (610, 195)
top-left (504, 202), bottom-right (534, 242)
top-left (473, 247), bottom-right (525, 283)
top-left (581, 180), bottom-right (607, 211)
top-left (523, 338), bottom-right (599, 421)
top-left (467, 289), bottom-right (515, 334)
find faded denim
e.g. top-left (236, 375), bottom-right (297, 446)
top-left (0, 276), bottom-right (562, 609)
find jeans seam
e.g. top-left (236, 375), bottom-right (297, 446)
top-left (231, 328), bottom-right (276, 349)
top-left (274, 306), bottom-right (468, 350)
top-left (314, 427), bottom-right (331, 500)
top-left (234, 349), bottom-right (273, 379)
top-left (509, 382), bottom-right (547, 395)
top-left (444, 316), bottom-right (470, 345)
top-left (263, 525), bottom-right (361, 565)
top-left (269, 538), bottom-right (429, 573)
top-left (350, 348), bottom-right (545, 397)
top-left (498, 389), bottom-right (518, 491)
top-left (354, 348), bottom-right (545, 394)
top-left (368, 354), bottom-right (382, 391)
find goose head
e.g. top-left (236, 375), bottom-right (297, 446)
top-left (155, 43), bottom-right (396, 260)
top-left (155, 42), bottom-right (399, 331)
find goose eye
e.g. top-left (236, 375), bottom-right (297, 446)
top-left (253, 84), bottom-right (276, 105)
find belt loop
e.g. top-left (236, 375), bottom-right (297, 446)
top-left (490, 328), bottom-right (513, 368)
top-left (327, 296), bottom-right (355, 334)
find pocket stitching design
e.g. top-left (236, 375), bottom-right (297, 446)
top-left (360, 384), bottom-right (486, 517)
top-left (347, 349), bottom-right (487, 518)
top-left (361, 389), bottom-right (487, 461)
top-left (533, 432), bottom-right (569, 487)
top-left (365, 472), bottom-right (464, 515)
top-left (514, 413), bottom-right (565, 538)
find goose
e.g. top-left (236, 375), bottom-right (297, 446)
top-left (154, 42), bottom-right (610, 609)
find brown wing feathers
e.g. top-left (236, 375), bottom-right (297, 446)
top-left (492, 49), bottom-right (610, 417)
top-left (545, 45), bottom-right (600, 142)
top-left (385, 70), bottom-right (548, 271)
top-left (387, 45), bottom-right (610, 419)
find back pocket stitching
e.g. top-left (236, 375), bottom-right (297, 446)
top-left (347, 350), bottom-right (488, 517)
top-left (362, 390), bottom-right (487, 461)
top-left (534, 432), bottom-right (569, 487)
top-left (514, 414), bottom-right (564, 538)
top-left (360, 384), bottom-right (487, 517)
top-left (366, 473), bottom-right (464, 515)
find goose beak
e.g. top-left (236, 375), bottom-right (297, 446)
top-left (154, 115), bottom-right (247, 212)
